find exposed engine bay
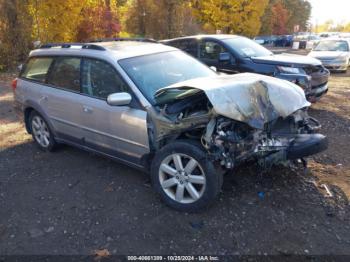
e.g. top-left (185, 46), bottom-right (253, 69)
top-left (148, 73), bottom-right (328, 170)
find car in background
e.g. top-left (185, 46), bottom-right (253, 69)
top-left (308, 38), bottom-right (350, 72)
top-left (253, 35), bottom-right (276, 46)
top-left (294, 34), bottom-right (321, 49)
top-left (274, 35), bottom-right (294, 47)
top-left (339, 33), bottom-right (350, 39)
top-left (162, 34), bottom-right (330, 102)
top-left (319, 32), bottom-right (340, 38)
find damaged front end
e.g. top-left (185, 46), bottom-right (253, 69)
top-left (150, 73), bottom-right (328, 170)
top-left (200, 111), bottom-right (327, 169)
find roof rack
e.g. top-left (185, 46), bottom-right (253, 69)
top-left (39, 43), bottom-right (106, 51)
top-left (90, 37), bottom-right (158, 43)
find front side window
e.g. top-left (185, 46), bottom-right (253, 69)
top-left (81, 58), bottom-right (128, 99)
top-left (48, 57), bottom-right (81, 92)
top-left (199, 41), bottom-right (228, 60)
top-left (119, 50), bottom-right (217, 105)
top-left (21, 57), bottom-right (53, 83)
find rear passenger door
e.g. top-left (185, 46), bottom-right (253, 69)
top-left (19, 57), bottom-right (53, 115)
top-left (41, 56), bottom-right (85, 142)
top-left (79, 58), bottom-right (149, 164)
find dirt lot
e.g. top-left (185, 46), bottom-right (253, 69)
top-left (0, 68), bottom-right (350, 257)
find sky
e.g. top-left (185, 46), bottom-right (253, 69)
top-left (309, 0), bottom-right (350, 25)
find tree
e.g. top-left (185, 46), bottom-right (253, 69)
top-left (76, 0), bottom-right (121, 41)
top-left (0, 0), bottom-right (33, 70)
top-left (271, 1), bottom-right (289, 35)
top-left (191, 0), bottom-right (269, 37)
top-left (124, 0), bottom-right (196, 39)
top-left (283, 0), bottom-right (311, 32)
top-left (27, 0), bottom-right (87, 42)
top-left (260, 0), bottom-right (311, 35)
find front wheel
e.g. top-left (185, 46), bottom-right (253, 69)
top-left (150, 141), bottom-right (222, 212)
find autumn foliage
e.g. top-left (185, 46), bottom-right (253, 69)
top-left (272, 2), bottom-right (289, 35)
top-left (76, 5), bottom-right (121, 42)
top-left (0, 0), bottom-right (313, 70)
top-left (191, 0), bottom-right (269, 37)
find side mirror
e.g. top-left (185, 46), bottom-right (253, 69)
top-left (107, 92), bottom-right (132, 106)
top-left (218, 52), bottom-right (231, 62)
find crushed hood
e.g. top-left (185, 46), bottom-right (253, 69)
top-left (155, 73), bottom-right (310, 129)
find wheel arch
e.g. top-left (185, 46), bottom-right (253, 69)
top-left (23, 101), bottom-right (57, 137)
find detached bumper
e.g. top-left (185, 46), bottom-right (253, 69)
top-left (287, 134), bottom-right (328, 160)
top-left (257, 134), bottom-right (328, 167)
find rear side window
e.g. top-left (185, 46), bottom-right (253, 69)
top-left (81, 58), bottom-right (128, 99)
top-left (48, 57), bottom-right (81, 92)
top-left (170, 39), bottom-right (198, 57)
top-left (21, 57), bottom-right (53, 83)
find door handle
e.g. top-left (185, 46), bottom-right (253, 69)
top-left (83, 106), bottom-right (93, 113)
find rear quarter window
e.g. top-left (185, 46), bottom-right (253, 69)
top-left (21, 57), bottom-right (53, 83)
top-left (168, 39), bottom-right (198, 57)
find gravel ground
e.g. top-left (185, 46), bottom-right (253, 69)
top-left (0, 68), bottom-right (350, 257)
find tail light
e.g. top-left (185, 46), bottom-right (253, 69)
top-left (11, 78), bottom-right (17, 90)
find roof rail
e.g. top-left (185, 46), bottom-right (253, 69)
top-left (90, 38), bottom-right (158, 43)
top-left (39, 43), bottom-right (106, 51)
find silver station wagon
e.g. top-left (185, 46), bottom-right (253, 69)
top-left (13, 39), bottom-right (328, 211)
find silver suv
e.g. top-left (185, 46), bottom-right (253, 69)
top-left (13, 39), bottom-right (328, 211)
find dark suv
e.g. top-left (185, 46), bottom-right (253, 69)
top-left (162, 35), bottom-right (330, 102)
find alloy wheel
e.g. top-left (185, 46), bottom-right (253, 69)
top-left (158, 153), bottom-right (206, 204)
top-left (31, 116), bottom-right (50, 148)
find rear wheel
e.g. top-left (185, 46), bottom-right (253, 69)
top-left (150, 141), bottom-right (222, 212)
top-left (29, 111), bottom-right (57, 151)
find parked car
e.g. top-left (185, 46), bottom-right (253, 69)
top-left (13, 39), bottom-right (327, 211)
top-left (339, 33), bottom-right (350, 39)
top-left (253, 35), bottom-right (276, 46)
top-left (162, 35), bottom-right (330, 102)
top-left (308, 38), bottom-right (350, 73)
top-left (294, 34), bottom-right (321, 49)
top-left (319, 32), bottom-right (340, 38)
top-left (274, 35), bottom-right (294, 47)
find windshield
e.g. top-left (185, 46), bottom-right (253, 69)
top-left (119, 51), bottom-right (217, 104)
top-left (314, 40), bottom-right (349, 51)
top-left (223, 37), bottom-right (273, 58)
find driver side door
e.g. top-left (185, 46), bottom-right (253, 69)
top-left (79, 58), bottom-right (149, 166)
top-left (199, 40), bottom-right (238, 74)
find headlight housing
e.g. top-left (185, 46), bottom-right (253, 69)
top-left (277, 66), bottom-right (303, 74)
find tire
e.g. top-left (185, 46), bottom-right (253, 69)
top-left (150, 140), bottom-right (223, 212)
top-left (29, 111), bottom-right (57, 152)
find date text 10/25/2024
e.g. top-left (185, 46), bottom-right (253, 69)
top-left (127, 256), bottom-right (219, 261)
